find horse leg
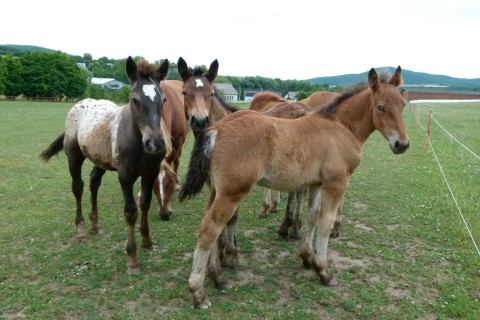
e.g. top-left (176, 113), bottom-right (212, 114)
top-left (290, 189), bottom-right (305, 240)
top-left (278, 191), bottom-right (295, 239)
top-left (330, 199), bottom-right (343, 238)
top-left (158, 167), bottom-right (173, 221)
top-left (270, 191), bottom-right (281, 213)
top-left (189, 195), bottom-right (243, 309)
top-left (312, 181), bottom-right (346, 286)
top-left (299, 185), bottom-right (322, 269)
top-left (259, 189), bottom-right (272, 218)
top-left (66, 144), bottom-right (86, 240)
top-left (139, 175), bottom-right (156, 249)
top-left (89, 166), bottom-right (106, 234)
top-left (219, 208), bottom-right (239, 268)
top-left (118, 170), bottom-right (140, 274)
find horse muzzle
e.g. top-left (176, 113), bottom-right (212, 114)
top-left (390, 140), bottom-right (410, 154)
top-left (143, 136), bottom-right (166, 156)
top-left (190, 115), bottom-right (209, 133)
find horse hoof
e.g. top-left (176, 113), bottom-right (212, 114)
top-left (320, 274), bottom-right (337, 287)
top-left (127, 266), bottom-right (140, 275)
top-left (258, 212), bottom-right (268, 218)
top-left (290, 232), bottom-right (300, 241)
top-left (141, 242), bottom-right (153, 250)
top-left (214, 277), bottom-right (230, 290)
top-left (159, 211), bottom-right (171, 221)
top-left (277, 229), bottom-right (289, 240)
top-left (330, 230), bottom-right (340, 238)
top-left (269, 208), bottom-right (278, 214)
top-left (299, 248), bottom-right (313, 269)
top-left (198, 298), bottom-right (212, 309)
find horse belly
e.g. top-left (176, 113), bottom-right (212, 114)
top-left (258, 166), bottom-right (314, 191)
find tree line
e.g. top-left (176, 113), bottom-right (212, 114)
top-left (0, 51), bottom-right (336, 101)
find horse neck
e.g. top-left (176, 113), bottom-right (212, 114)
top-left (211, 97), bottom-right (230, 122)
top-left (335, 89), bottom-right (375, 144)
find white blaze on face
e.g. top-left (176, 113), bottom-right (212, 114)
top-left (142, 84), bottom-right (157, 102)
top-left (195, 79), bottom-right (204, 88)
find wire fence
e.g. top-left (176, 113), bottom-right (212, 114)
top-left (412, 102), bottom-right (480, 257)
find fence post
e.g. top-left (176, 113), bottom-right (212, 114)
top-left (414, 103), bottom-right (420, 129)
top-left (424, 109), bottom-right (432, 154)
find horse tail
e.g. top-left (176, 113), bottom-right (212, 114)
top-left (179, 130), bottom-right (216, 201)
top-left (40, 133), bottom-right (65, 161)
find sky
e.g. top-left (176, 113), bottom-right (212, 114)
top-left (2, 0), bottom-right (479, 80)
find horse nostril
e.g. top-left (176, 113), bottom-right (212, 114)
top-left (394, 141), bottom-right (400, 149)
top-left (145, 139), bottom-right (155, 152)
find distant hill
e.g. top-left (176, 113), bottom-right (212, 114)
top-left (307, 67), bottom-right (480, 90)
top-left (0, 44), bottom-right (57, 56)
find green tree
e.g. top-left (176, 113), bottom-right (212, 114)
top-left (0, 58), bottom-right (6, 94)
top-left (20, 52), bottom-right (87, 98)
top-left (1, 55), bottom-right (24, 97)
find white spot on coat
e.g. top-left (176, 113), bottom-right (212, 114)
top-left (143, 84), bottom-right (157, 102)
top-left (195, 79), bottom-right (204, 88)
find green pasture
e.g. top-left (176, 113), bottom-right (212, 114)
top-left (0, 101), bottom-right (478, 319)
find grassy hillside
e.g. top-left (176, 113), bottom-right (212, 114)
top-left (308, 67), bottom-right (480, 89)
top-left (0, 44), bottom-right (57, 56)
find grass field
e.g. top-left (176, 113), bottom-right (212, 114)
top-left (0, 100), bottom-right (479, 319)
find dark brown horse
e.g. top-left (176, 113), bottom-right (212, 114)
top-left (40, 57), bottom-right (170, 274)
top-left (180, 67), bottom-right (409, 308)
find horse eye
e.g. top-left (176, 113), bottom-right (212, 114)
top-left (210, 93), bottom-right (214, 97)
top-left (132, 96), bottom-right (141, 106)
top-left (182, 91), bottom-right (186, 95)
top-left (377, 105), bottom-right (385, 112)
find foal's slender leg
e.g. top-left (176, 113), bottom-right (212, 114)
top-left (278, 191), bottom-right (295, 239)
top-left (89, 166), bottom-right (106, 234)
top-left (189, 195), bottom-right (243, 309)
top-left (331, 200), bottom-right (343, 238)
top-left (158, 164), bottom-right (176, 221)
top-left (225, 209), bottom-right (239, 255)
top-left (66, 148), bottom-right (86, 240)
top-left (139, 175), bottom-right (156, 249)
top-left (259, 189), bottom-right (272, 218)
top-left (270, 191), bottom-right (281, 213)
top-left (299, 185), bottom-right (322, 268)
top-left (291, 189), bottom-right (305, 240)
top-left (118, 171), bottom-right (140, 274)
top-left (312, 181), bottom-right (346, 286)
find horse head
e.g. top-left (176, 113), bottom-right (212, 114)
top-left (368, 66), bottom-right (410, 154)
top-left (126, 56), bottom-right (169, 156)
top-left (177, 57), bottom-right (218, 132)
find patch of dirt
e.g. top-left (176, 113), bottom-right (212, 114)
top-left (4, 308), bottom-right (27, 320)
top-left (386, 285), bottom-right (410, 299)
top-left (243, 229), bottom-right (257, 237)
top-left (329, 250), bottom-right (372, 270)
top-left (352, 202), bottom-right (368, 211)
top-left (353, 223), bottom-right (373, 232)
top-left (386, 224), bottom-right (399, 231)
top-left (236, 270), bottom-right (264, 286)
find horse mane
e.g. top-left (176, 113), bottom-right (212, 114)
top-left (136, 59), bottom-right (160, 78)
top-left (317, 72), bottom-right (391, 116)
top-left (214, 91), bottom-right (239, 113)
top-left (250, 92), bottom-right (286, 111)
top-left (192, 66), bottom-right (207, 76)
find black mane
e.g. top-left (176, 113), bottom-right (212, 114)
top-left (192, 66), bottom-right (207, 76)
top-left (214, 91), bottom-right (239, 113)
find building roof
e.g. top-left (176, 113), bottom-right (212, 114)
top-left (214, 83), bottom-right (238, 95)
top-left (91, 77), bottom-right (116, 85)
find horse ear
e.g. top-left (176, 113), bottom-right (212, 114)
top-left (153, 59), bottom-right (169, 81)
top-left (177, 57), bottom-right (192, 82)
top-left (388, 66), bottom-right (403, 87)
top-left (368, 68), bottom-right (379, 91)
top-left (204, 59), bottom-right (219, 82)
top-left (126, 56), bottom-right (137, 83)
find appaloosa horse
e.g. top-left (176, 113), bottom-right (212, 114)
top-left (41, 57), bottom-right (170, 274)
top-left (180, 67), bottom-right (409, 308)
